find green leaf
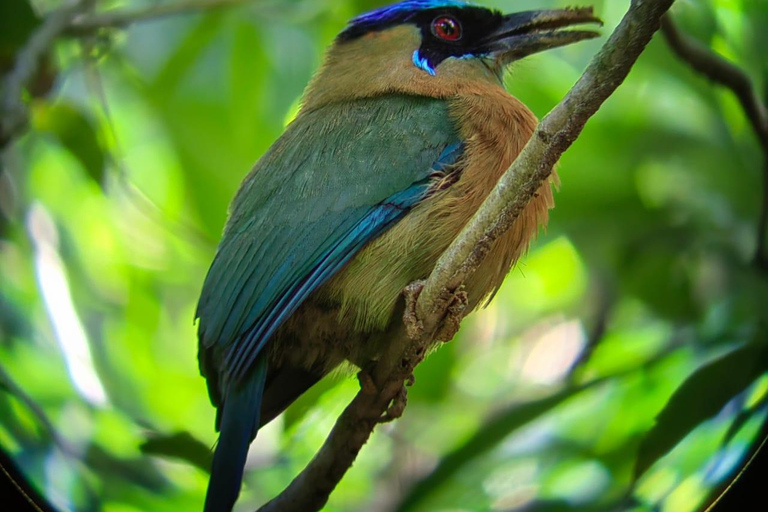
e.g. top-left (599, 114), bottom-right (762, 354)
top-left (721, 407), bottom-right (758, 449)
top-left (619, 232), bottom-right (699, 322)
top-left (634, 341), bottom-right (768, 479)
top-left (140, 431), bottom-right (213, 474)
top-left (409, 340), bottom-right (456, 404)
top-left (86, 444), bottom-right (169, 493)
top-left (0, 1), bottom-right (56, 100)
top-left (0, 0), bottom-right (41, 60)
top-left (31, 101), bottom-right (106, 185)
top-left (396, 379), bottom-right (603, 512)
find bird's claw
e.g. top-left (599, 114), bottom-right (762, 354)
top-left (403, 280), bottom-right (426, 340)
top-left (379, 385), bottom-right (408, 423)
top-left (358, 369), bottom-right (378, 395)
top-left (434, 288), bottom-right (468, 342)
top-left (403, 280), bottom-right (468, 342)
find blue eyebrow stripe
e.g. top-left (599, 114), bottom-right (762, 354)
top-left (413, 50), bottom-right (437, 75)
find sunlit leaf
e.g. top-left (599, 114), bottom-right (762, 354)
top-left (721, 408), bottom-right (758, 449)
top-left (397, 380), bottom-right (604, 512)
top-left (31, 102), bottom-right (106, 185)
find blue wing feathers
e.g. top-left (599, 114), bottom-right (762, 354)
top-left (198, 95), bottom-right (463, 512)
top-left (197, 96), bottom-right (463, 394)
top-left (203, 355), bottom-right (267, 512)
top-left (434, 141), bottom-right (464, 171)
top-left (225, 182), bottom-right (432, 383)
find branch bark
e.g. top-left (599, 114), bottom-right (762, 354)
top-left (660, 16), bottom-right (768, 270)
top-left (256, 0), bottom-right (675, 511)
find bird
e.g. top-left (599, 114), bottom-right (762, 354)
top-left (195, 1), bottom-right (600, 511)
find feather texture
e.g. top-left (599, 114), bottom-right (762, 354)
top-left (197, 96), bottom-right (463, 511)
top-left (203, 356), bottom-right (267, 512)
top-left (198, 10), bottom-right (559, 511)
top-left (197, 95), bottom-right (461, 400)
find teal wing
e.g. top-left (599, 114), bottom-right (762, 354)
top-left (196, 95), bottom-right (463, 405)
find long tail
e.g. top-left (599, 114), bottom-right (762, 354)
top-left (204, 355), bottom-right (268, 512)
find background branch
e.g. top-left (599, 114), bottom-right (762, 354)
top-left (68, 0), bottom-right (250, 33)
top-left (660, 15), bottom-right (768, 270)
top-left (0, 0), bottom-right (251, 150)
top-left (395, 340), bottom-right (682, 512)
top-left (660, 16), bottom-right (768, 152)
top-left (256, 0), bottom-right (675, 511)
top-left (0, 0), bottom-right (96, 149)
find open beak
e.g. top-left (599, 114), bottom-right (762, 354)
top-left (482, 7), bottom-right (602, 63)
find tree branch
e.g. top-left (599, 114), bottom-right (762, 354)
top-left (418, 0), bottom-right (674, 314)
top-left (255, 0), bottom-right (675, 511)
top-left (660, 16), bottom-right (768, 270)
top-left (396, 340), bottom-right (682, 512)
top-left (67, 0), bottom-right (250, 34)
top-left (660, 16), bottom-right (768, 152)
top-left (0, 0), bottom-right (251, 151)
top-left (0, 0), bottom-right (96, 149)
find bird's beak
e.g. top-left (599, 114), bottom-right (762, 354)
top-left (482, 7), bottom-right (602, 64)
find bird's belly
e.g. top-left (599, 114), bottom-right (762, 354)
top-left (316, 170), bottom-right (555, 343)
top-left (316, 89), bottom-right (556, 347)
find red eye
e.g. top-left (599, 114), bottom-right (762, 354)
top-left (432, 16), bottom-right (462, 41)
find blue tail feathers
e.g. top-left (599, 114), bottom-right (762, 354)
top-left (204, 356), bottom-right (268, 512)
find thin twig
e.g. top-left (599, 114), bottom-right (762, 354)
top-left (660, 16), bottom-right (768, 152)
top-left (396, 341), bottom-right (681, 512)
top-left (1, 0), bottom-right (251, 152)
top-left (0, 0), bottom-right (97, 149)
top-left (660, 15), bottom-right (768, 270)
top-left (255, 0), bottom-right (675, 510)
top-left (68, 0), bottom-right (250, 33)
top-left (0, 363), bottom-right (78, 457)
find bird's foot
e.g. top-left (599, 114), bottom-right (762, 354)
top-left (404, 280), bottom-right (468, 342)
top-left (360, 367), bottom-right (413, 423)
top-left (358, 369), bottom-right (378, 395)
top-left (434, 288), bottom-right (468, 342)
top-left (403, 280), bottom-right (426, 340)
top-left (379, 384), bottom-right (409, 423)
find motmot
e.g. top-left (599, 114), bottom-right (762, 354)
top-left (196, 1), bottom-right (600, 511)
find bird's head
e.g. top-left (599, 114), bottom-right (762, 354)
top-left (302, 1), bottom-right (601, 109)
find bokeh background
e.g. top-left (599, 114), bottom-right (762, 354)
top-left (1, 0), bottom-right (768, 511)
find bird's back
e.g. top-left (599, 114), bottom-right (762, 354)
top-left (197, 94), bottom-right (461, 411)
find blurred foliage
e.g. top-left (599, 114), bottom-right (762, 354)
top-left (1, 0), bottom-right (767, 511)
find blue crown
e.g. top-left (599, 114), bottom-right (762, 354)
top-left (350, 1), bottom-right (471, 27)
